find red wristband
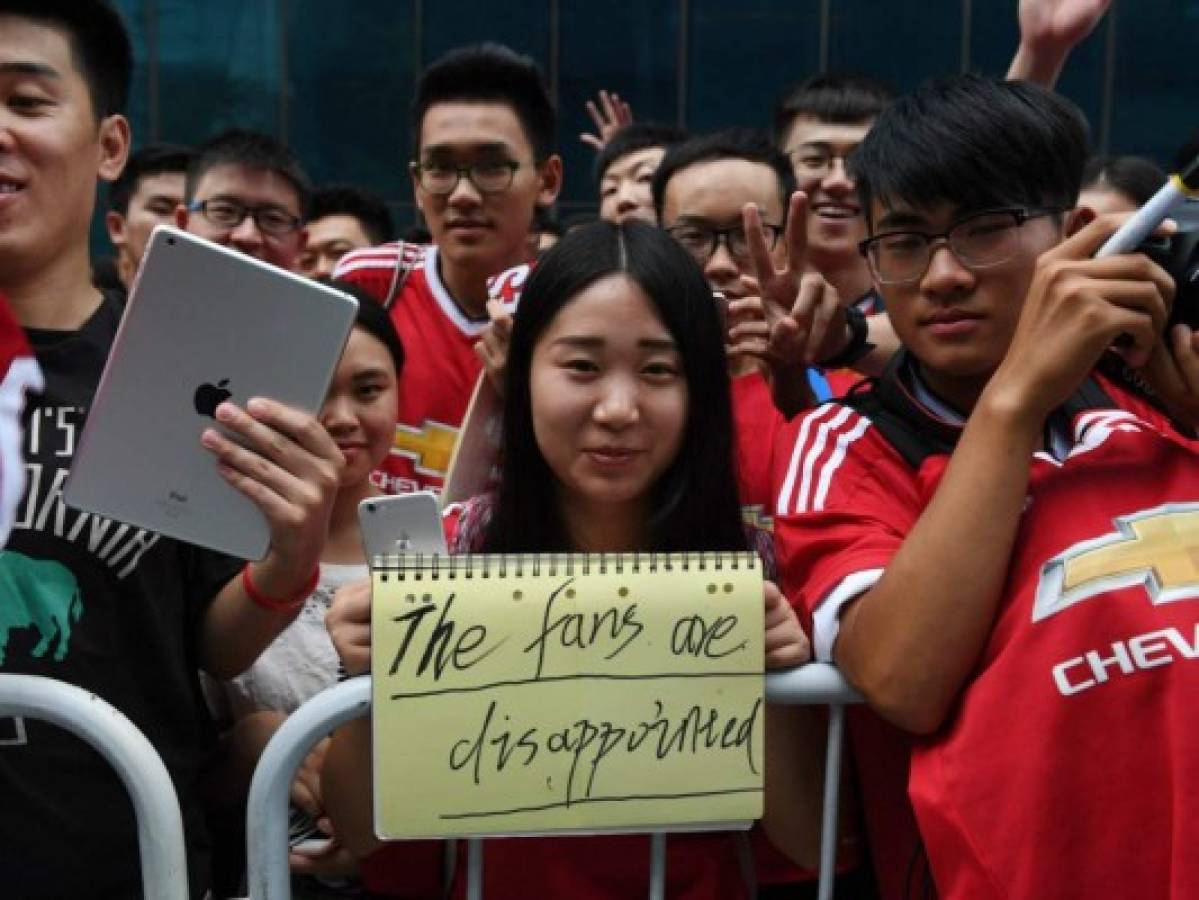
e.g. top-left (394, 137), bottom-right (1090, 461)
top-left (241, 563), bottom-right (319, 613)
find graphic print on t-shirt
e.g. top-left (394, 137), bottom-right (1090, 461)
top-left (0, 551), bottom-right (81, 664)
top-left (390, 419), bottom-right (457, 480)
top-left (1035, 502), bottom-right (1199, 623)
top-left (16, 404), bottom-right (161, 577)
top-left (2, 402), bottom-right (163, 748)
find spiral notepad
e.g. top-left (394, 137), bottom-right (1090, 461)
top-left (370, 551), bottom-right (765, 839)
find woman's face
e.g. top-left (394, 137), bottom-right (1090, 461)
top-left (320, 326), bottom-right (399, 488)
top-left (529, 273), bottom-right (688, 517)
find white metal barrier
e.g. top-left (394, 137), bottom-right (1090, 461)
top-left (0, 672), bottom-right (190, 900)
top-left (246, 663), bottom-right (862, 900)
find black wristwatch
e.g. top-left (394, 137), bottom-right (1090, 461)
top-left (817, 305), bottom-right (875, 369)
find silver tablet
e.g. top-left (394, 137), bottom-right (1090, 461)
top-left (65, 226), bottom-right (358, 560)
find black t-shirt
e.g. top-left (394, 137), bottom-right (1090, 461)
top-left (0, 291), bottom-right (242, 899)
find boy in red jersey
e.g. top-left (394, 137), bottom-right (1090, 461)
top-left (774, 73), bottom-right (1199, 900)
top-left (332, 43), bottom-right (561, 496)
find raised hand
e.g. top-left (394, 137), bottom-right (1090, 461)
top-left (202, 398), bottom-right (341, 590)
top-left (1008, 0), bottom-right (1112, 87)
top-left (743, 193), bottom-right (846, 368)
top-left (987, 212), bottom-right (1174, 428)
top-left (580, 90), bottom-right (634, 151)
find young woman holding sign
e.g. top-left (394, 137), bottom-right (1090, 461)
top-left (323, 221), bottom-right (824, 899)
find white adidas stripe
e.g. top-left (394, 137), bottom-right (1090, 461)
top-left (776, 404), bottom-right (838, 516)
top-left (777, 405), bottom-right (870, 516)
top-left (795, 406), bottom-right (855, 513)
top-left (812, 415), bottom-right (872, 511)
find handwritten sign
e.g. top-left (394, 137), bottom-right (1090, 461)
top-left (370, 552), bottom-right (764, 838)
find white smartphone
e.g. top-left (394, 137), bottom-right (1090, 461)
top-left (358, 492), bottom-right (448, 561)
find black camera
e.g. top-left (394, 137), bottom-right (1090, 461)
top-left (1140, 220), bottom-right (1199, 330)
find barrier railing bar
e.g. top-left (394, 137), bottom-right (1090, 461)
top-left (245, 676), bottom-right (371, 900)
top-left (247, 666), bottom-right (864, 900)
top-left (649, 831), bottom-right (667, 900)
top-left (767, 663), bottom-right (863, 900)
top-left (0, 673), bottom-right (189, 900)
top-left (466, 837), bottom-right (483, 900)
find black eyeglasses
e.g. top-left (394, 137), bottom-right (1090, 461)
top-left (786, 144), bottom-right (856, 178)
top-left (666, 223), bottom-right (784, 264)
top-left (410, 159), bottom-right (522, 196)
top-left (187, 199), bottom-right (303, 238)
top-left (858, 207), bottom-right (1061, 284)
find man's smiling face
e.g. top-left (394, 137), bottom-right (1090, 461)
top-left (0, 15), bottom-right (128, 270)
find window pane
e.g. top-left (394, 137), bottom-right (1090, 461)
top-left (154, 0), bottom-right (282, 142)
top-left (686, 0), bottom-right (821, 134)
top-left (286, 0), bottom-right (416, 222)
top-left (1109, 0), bottom-right (1196, 165)
top-left (829, 0), bottom-right (960, 92)
top-left (422, 0), bottom-right (550, 64)
top-left (110, 0), bottom-right (152, 144)
top-left (559, 1), bottom-right (681, 211)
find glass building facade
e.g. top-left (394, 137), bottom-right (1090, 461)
top-left (107, 0), bottom-right (1198, 229)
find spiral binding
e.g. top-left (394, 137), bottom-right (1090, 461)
top-left (371, 551), bottom-right (760, 581)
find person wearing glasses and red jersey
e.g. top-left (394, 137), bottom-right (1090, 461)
top-left (774, 74), bottom-right (1199, 900)
top-left (331, 44), bottom-right (562, 496)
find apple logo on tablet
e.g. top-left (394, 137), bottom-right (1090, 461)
top-left (194, 379), bottom-right (232, 418)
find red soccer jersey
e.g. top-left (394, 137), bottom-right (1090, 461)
top-left (774, 363), bottom-right (1199, 900)
top-left (731, 370), bottom-right (783, 532)
top-left (333, 243), bottom-right (486, 495)
top-left (0, 293), bottom-right (41, 544)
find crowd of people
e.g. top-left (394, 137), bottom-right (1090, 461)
top-left (0, 1), bottom-right (1197, 899)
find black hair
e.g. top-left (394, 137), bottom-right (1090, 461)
top-left (107, 143), bottom-right (193, 215)
top-left (593, 122), bottom-right (688, 188)
top-left (561, 212), bottom-right (597, 234)
top-left (484, 219), bottom-right (746, 554)
top-left (327, 279), bottom-right (405, 378)
top-left (0, 0), bottom-right (132, 120)
top-left (309, 185), bottom-right (396, 245)
top-left (1081, 156), bottom-right (1167, 208)
top-left (773, 72), bottom-right (894, 148)
top-left (651, 128), bottom-right (797, 222)
top-left (853, 74), bottom-right (1090, 228)
top-left (413, 43), bottom-right (556, 161)
top-left (185, 129), bottom-right (313, 218)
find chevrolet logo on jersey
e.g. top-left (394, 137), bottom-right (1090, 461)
top-left (1033, 503), bottom-right (1199, 622)
top-left (392, 420), bottom-right (458, 477)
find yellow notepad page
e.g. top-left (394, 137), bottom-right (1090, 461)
top-left (370, 552), bottom-right (764, 839)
